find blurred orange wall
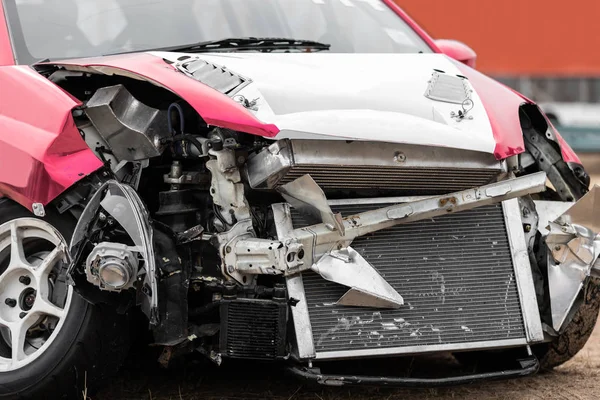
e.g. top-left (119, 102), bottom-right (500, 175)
top-left (396, 0), bottom-right (600, 77)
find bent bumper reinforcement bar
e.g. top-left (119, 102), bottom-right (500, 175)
top-left (287, 356), bottom-right (540, 388)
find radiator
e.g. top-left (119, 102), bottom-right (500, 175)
top-left (220, 299), bottom-right (287, 360)
top-left (279, 165), bottom-right (499, 192)
top-left (290, 201), bottom-right (538, 360)
top-left (246, 140), bottom-right (504, 195)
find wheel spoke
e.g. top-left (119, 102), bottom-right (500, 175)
top-left (8, 223), bottom-right (28, 269)
top-left (10, 315), bottom-right (37, 363)
top-left (33, 297), bottom-right (65, 319)
top-left (33, 245), bottom-right (65, 281)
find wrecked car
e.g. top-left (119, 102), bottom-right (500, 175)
top-left (0, 0), bottom-right (598, 398)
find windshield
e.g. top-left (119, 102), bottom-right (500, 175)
top-left (2, 0), bottom-right (432, 64)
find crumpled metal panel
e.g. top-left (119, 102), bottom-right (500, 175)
top-left (85, 85), bottom-right (170, 161)
top-left (543, 186), bottom-right (600, 331)
top-left (294, 203), bottom-right (526, 355)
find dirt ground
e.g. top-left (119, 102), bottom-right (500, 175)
top-left (96, 168), bottom-right (600, 400)
top-left (96, 324), bottom-right (600, 400)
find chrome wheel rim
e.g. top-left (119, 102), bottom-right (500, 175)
top-left (0, 218), bottom-right (73, 371)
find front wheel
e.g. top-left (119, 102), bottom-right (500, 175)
top-left (535, 278), bottom-right (600, 370)
top-left (0, 200), bottom-right (129, 399)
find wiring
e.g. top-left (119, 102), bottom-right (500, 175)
top-left (167, 103), bottom-right (185, 135)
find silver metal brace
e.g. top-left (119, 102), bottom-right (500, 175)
top-left (540, 185), bottom-right (600, 331)
top-left (285, 172), bottom-right (548, 267)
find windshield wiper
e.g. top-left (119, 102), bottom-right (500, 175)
top-left (154, 37), bottom-right (331, 53)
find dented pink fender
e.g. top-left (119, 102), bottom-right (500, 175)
top-left (52, 52), bottom-right (581, 164)
top-left (0, 53), bottom-right (281, 210)
top-left (0, 66), bottom-right (103, 209)
top-left (51, 53), bottom-right (281, 138)
top-left (452, 60), bottom-right (580, 164)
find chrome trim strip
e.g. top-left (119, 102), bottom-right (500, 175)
top-left (273, 203), bottom-right (316, 359)
top-left (314, 338), bottom-right (528, 360)
top-left (502, 199), bottom-right (545, 343)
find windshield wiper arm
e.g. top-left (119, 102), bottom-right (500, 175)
top-left (154, 37), bottom-right (331, 53)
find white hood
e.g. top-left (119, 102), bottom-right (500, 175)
top-left (154, 52), bottom-right (496, 154)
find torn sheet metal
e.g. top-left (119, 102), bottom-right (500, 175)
top-left (311, 247), bottom-right (404, 309)
top-left (278, 175), bottom-right (344, 235)
top-left (543, 185), bottom-right (600, 331)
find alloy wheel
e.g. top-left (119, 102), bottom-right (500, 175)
top-left (0, 218), bottom-right (73, 371)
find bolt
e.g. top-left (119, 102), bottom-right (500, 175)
top-left (19, 312), bottom-right (27, 319)
top-left (4, 298), bottom-right (16, 308)
top-left (225, 246), bottom-right (232, 254)
top-left (24, 294), bottom-right (35, 308)
top-left (555, 245), bottom-right (562, 251)
top-left (227, 265), bottom-right (234, 273)
top-left (394, 151), bottom-right (406, 163)
top-left (18, 276), bottom-right (31, 285)
top-left (524, 224), bottom-right (532, 233)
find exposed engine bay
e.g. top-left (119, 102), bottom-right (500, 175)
top-left (38, 61), bottom-right (600, 385)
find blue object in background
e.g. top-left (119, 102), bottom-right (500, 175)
top-left (557, 126), bottom-right (600, 153)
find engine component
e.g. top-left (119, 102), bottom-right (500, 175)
top-left (157, 161), bottom-right (209, 232)
top-left (85, 84), bottom-right (170, 161)
top-left (85, 242), bottom-right (139, 291)
top-left (156, 190), bottom-right (200, 233)
top-left (163, 161), bottom-right (206, 187)
top-left (208, 147), bottom-right (260, 285)
top-left (220, 297), bottom-right (288, 360)
top-left (153, 230), bottom-right (190, 346)
top-left (245, 140), bottom-right (504, 194)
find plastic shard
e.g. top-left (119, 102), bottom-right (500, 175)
top-left (278, 174), bottom-right (344, 235)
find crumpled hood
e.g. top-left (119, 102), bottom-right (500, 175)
top-left (48, 51), bottom-right (577, 161)
top-left (156, 52), bottom-right (496, 154)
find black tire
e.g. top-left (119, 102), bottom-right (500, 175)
top-left (0, 198), bottom-right (130, 399)
top-left (535, 278), bottom-right (600, 370)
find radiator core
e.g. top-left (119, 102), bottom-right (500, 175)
top-left (292, 203), bottom-right (527, 358)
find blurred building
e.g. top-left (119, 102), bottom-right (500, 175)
top-left (397, 0), bottom-right (600, 104)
